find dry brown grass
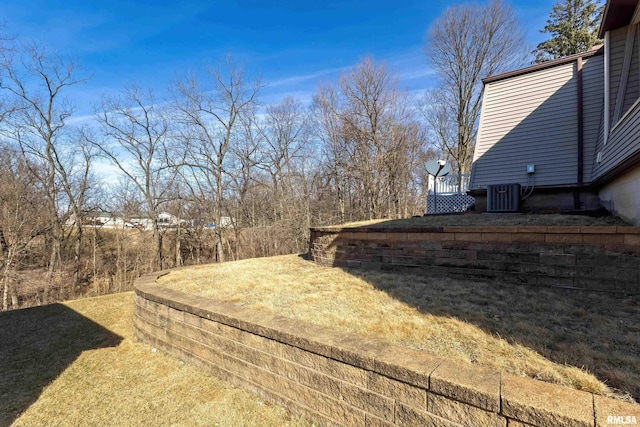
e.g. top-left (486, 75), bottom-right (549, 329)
top-left (322, 212), bottom-right (630, 229)
top-left (160, 255), bottom-right (640, 403)
top-left (0, 292), bottom-right (313, 427)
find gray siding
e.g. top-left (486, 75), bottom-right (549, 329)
top-left (622, 28), bottom-right (639, 113)
top-left (471, 62), bottom-right (578, 190)
top-left (593, 100), bottom-right (640, 180)
top-left (609, 26), bottom-right (627, 124)
top-left (592, 23), bottom-right (640, 182)
top-left (609, 24), bottom-right (640, 124)
top-left (582, 55), bottom-right (604, 183)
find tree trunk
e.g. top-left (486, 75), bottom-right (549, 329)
top-left (175, 221), bottom-right (182, 267)
top-left (74, 224), bottom-right (83, 285)
top-left (153, 222), bottom-right (163, 270)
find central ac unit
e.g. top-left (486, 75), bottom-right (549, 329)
top-left (487, 183), bottom-right (521, 213)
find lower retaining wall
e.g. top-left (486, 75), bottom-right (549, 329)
top-left (134, 274), bottom-right (640, 426)
top-left (309, 225), bottom-right (640, 294)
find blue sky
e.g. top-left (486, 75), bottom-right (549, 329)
top-left (4, 0), bottom-right (559, 116)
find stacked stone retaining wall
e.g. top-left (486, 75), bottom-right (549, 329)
top-left (309, 226), bottom-right (640, 294)
top-left (134, 275), bottom-right (640, 426)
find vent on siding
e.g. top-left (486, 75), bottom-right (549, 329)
top-left (487, 184), bottom-right (521, 213)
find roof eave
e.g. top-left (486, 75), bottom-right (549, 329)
top-left (598, 0), bottom-right (639, 38)
top-left (482, 47), bottom-right (603, 85)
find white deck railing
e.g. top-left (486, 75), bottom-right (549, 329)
top-left (428, 173), bottom-right (471, 195)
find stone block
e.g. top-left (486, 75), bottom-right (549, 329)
top-left (481, 233), bottom-right (513, 242)
top-left (555, 265), bottom-right (578, 277)
top-left (453, 232), bottom-right (483, 242)
top-left (583, 234), bottom-right (624, 245)
top-left (331, 333), bottom-right (389, 371)
top-left (594, 394), bottom-right (640, 427)
top-left (428, 393), bottom-right (506, 427)
top-left (501, 374), bottom-right (593, 427)
top-left (516, 226), bottom-right (548, 233)
top-left (443, 240), bottom-right (471, 250)
top-left (617, 226), bottom-right (640, 234)
top-left (341, 382), bottom-right (395, 422)
top-left (407, 232), bottom-right (448, 242)
top-left (598, 267), bottom-right (637, 282)
top-left (539, 253), bottom-right (576, 266)
top-left (319, 356), bottom-right (368, 388)
top-left (506, 253), bottom-right (539, 264)
top-left (374, 346), bottom-right (441, 390)
top-left (134, 304), bottom-right (160, 326)
top-left (365, 414), bottom-right (396, 427)
top-left (166, 329), bottom-right (197, 354)
top-left (580, 226), bottom-right (618, 234)
top-left (520, 263), bottom-right (556, 276)
top-left (281, 344), bottom-right (324, 368)
top-left (429, 361), bottom-right (501, 412)
top-left (311, 389), bottom-right (367, 426)
top-left (547, 226), bottom-right (582, 234)
top-left (574, 267), bottom-right (595, 277)
top-left (367, 371), bottom-right (427, 409)
top-left (511, 233), bottom-right (545, 243)
top-left (529, 244), bottom-right (565, 254)
top-left (618, 255), bottom-right (640, 269)
top-left (386, 232), bottom-right (409, 241)
top-left (545, 234), bottom-right (583, 244)
top-left (183, 311), bottom-right (202, 328)
top-left (296, 365), bottom-right (341, 396)
top-left (392, 256), bottom-right (417, 266)
top-left (477, 251), bottom-right (508, 261)
top-left (605, 244), bottom-right (640, 256)
top-left (191, 341), bottom-right (225, 367)
top-left (564, 244), bottom-right (602, 255)
top-left (395, 403), bottom-right (462, 427)
top-left (576, 254), bottom-right (619, 267)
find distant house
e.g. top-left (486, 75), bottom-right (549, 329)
top-left (66, 211), bottom-right (132, 229)
top-left (469, 0), bottom-right (640, 224)
top-left (128, 213), bottom-right (186, 230)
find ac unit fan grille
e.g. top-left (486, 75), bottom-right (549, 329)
top-left (487, 183), bottom-right (521, 213)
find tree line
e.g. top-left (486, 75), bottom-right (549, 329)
top-left (0, 0), bottom-right (602, 310)
top-left (0, 44), bottom-right (441, 309)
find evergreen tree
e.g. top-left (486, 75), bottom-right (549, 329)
top-left (533, 0), bottom-right (603, 63)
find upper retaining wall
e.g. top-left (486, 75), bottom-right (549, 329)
top-left (133, 273), bottom-right (640, 426)
top-left (309, 225), bottom-right (640, 294)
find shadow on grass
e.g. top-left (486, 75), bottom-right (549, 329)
top-left (339, 264), bottom-right (640, 402)
top-left (0, 303), bottom-right (122, 426)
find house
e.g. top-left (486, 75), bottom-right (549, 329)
top-left (469, 0), bottom-right (640, 225)
top-left (129, 213), bottom-right (186, 230)
top-left (66, 211), bottom-right (132, 229)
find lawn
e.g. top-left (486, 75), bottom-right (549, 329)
top-left (159, 254), bottom-right (640, 403)
top-left (0, 292), bottom-right (312, 427)
top-left (321, 212), bottom-right (630, 229)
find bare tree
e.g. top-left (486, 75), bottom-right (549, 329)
top-left (0, 43), bottom-right (92, 296)
top-left (312, 85), bottom-right (349, 224)
top-left (173, 57), bottom-right (261, 263)
top-left (313, 57), bottom-right (421, 220)
top-left (0, 148), bottom-right (47, 310)
top-left (257, 96), bottom-right (310, 222)
top-left (424, 0), bottom-right (525, 174)
top-left (94, 86), bottom-right (178, 270)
